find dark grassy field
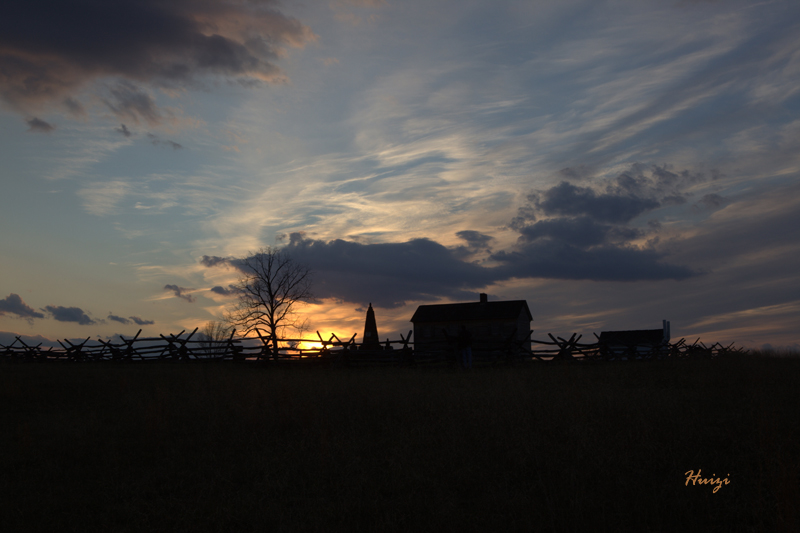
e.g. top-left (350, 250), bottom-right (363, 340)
top-left (2, 354), bottom-right (798, 532)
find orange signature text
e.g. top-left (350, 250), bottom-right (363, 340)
top-left (685, 470), bottom-right (730, 493)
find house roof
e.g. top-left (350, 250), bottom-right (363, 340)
top-left (598, 329), bottom-right (665, 345)
top-left (411, 300), bottom-right (532, 323)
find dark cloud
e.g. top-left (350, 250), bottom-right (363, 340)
top-left (108, 314), bottom-right (131, 324)
top-left (224, 225), bottom-right (699, 308)
top-left (164, 284), bottom-right (195, 303)
top-left (107, 314), bottom-right (154, 326)
top-left (115, 124), bottom-right (132, 137)
top-left (490, 242), bottom-right (697, 282)
top-left (518, 216), bottom-right (608, 247)
top-left (517, 217), bottom-right (644, 248)
top-left (63, 97), bottom-right (85, 116)
top-left (43, 305), bottom-right (96, 325)
top-left (27, 117), bottom-right (55, 133)
top-left (105, 82), bottom-right (162, 125)
top-left (609, 164), bottom-right (706, 205)
top-left (456, 230), bottom-right (493, 250)
top-left (0, 293), bottom-right (45, 320)
top-left (283, 233), bottom-right (493, 308)
top-left (221, 169), bottom-right (706, 306)
top-left (210, 285), bottom-right (238, 296)
top-left (0, 0), bottom-right (316, 114)
top-left (695, 193), bottom-right (727, 210)
top-left (534, 181), bottom-right (660, 224)
top-left (508, 205), bottom-right (537, 231)
top-left (200, 255), bottom-right (234, 268)
top-left (497, 164), bottom-right (707, 282)
top-left (557, 165), bottom-right (595, 182)
top-left (529, 164), bottom-right (711, 224)
top-left (452, 230), bottom-right (494, 259)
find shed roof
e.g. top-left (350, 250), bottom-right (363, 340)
top-left (411, 300), bottom-right (532, 323)
top-left (598, 329), bottom-right (665, 345)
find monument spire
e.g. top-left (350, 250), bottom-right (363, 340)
top-left (361, 303), bottom-right (380, 350)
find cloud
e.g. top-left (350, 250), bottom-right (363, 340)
top-left (109, 314), bottom-right (155, 325)
top-left (108, 314), bottom-right (131, 325)
top-left (26, 117), bottom-right (55, 133)
top-left (695, 193), bottom-right (728, 211)
top-left (104, 81), bottom-right (162, 125)
top-left (200, 255), bottom-right (234, 268)
top-left (77, 180), bottom-right (130, 216)
top-left (63, 97), bottom-right (85, 116)
top-left (43, 305), bottom-right (96, 325)
top-left (283, 233), bottom-right (494, 308)
top-left (490, 242), bottom-right (698, 282)
top-left (148, 133), bottom-right (183, 149)
top-left (533, 181), bottom-right (659, 224)
top-left (0, 0), bottom-right (317, 115)
top-left (221, 219), bottom-right (700, 309)
top-left (452, 230), bottom-right (495, 259)
top-left (210, 285), bottom-right (238, 296)
top-left (498, 163), bottom-right (704, 281)
top-left (512, 164), bottom-right (705, 231)
top-left (164, 284), bottom-right (195, 303)
top-left (115, 124), bottom-right (132, 137)
top-left (517, 216), bottom-right (643, 248)
top-left (0, 293), bottom-right (45, 320)
top-left (456, 230), bottom-right (493, 251)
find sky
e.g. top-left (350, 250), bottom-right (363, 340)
top-left (2, 0), bottom-right (799, 351)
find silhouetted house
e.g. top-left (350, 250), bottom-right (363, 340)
top-left (411, 293), bottom-right (532, 354)
top-left (360, 303), bottom-right (381, 351)
top-left (597, 320), bottom-right (671, 357)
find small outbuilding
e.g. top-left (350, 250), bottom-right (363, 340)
top-left (597, 320), bottom-right (671, 357)
top-left (410, 293), bottom-right (532, 353)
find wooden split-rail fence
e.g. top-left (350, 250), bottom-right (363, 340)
top-left (1, 326), bottom-right (746, 366)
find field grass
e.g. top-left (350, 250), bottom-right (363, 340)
top-left (1, 353), bottom-right (798, 532)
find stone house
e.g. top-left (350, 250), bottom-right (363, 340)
top-left (410, 293), bottom-right (532, 353)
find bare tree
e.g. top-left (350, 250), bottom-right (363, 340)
top-left (225, 247), bottom-right (313, 360)
top-left (197, 320), bottom-right (232, 359)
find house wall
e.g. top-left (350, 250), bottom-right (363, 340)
top-left (413, 312), bottom-right (530, 353)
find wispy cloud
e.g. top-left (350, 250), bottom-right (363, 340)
top-left (147, 133), bottom-right (183, 150)
top-left (77, 180), bottom-right (131, 216)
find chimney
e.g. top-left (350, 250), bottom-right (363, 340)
top-left (662, 319), bottom-right (671, 343)
top-left (479, 293), bottom-right (488, 304)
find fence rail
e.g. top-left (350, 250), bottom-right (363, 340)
top-left (2, 325), bottom-right (747, 366)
